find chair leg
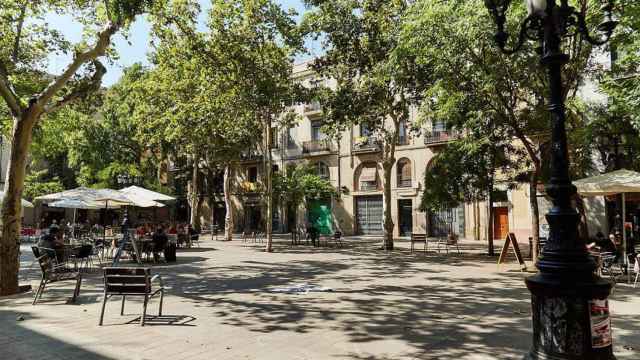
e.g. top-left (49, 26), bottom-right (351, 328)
top-left (410, 241), bottom-right (414, 253)
top-left (99, 293), bottom-right (108, 326)
top-left (141, 295), bottom-right (148, 326)
top-left (72, 275), bottom-right (82, 302)
top-left (32, 279), bottom-right (44, 305)
top-left (121, 295), bottom-right (126, 315)
top-left (37, 281), bottom-right (47, 303)
top-left (159, 290), bottom-right (164, 316)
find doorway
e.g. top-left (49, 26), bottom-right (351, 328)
top-left (493, 207), bottom-right (509, 240)
top-left (398, 199), bottom-right (413, 236)
top-left (355, 195), bottom-right (383, 235)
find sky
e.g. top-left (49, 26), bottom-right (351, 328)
top-left (46, 0), bottom-right (317, 87)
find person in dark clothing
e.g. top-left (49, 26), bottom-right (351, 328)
top-left (37, 226), bottom-right (63, 262)
top-left (151, 226), bottom-right (169, 262)
top-left (187, 224), bottom-right (200, 247)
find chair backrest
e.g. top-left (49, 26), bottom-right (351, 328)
top-left (411, 233), bottom-right (427, 241)
top-left (76, 244), bottom-right (93, 258)
top-left (103, 267), bottom-right (151, 295)
top-left (333, 231), bottom-right (342, 239)
top-left (33, 248), bottom-right (57, 278)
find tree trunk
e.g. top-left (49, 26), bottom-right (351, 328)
top-left (382, 160), bottom-right (394, 250)
top-left (189, 158), bottom-right (201, 232)
top-left (529, 173), bottom-right (541, 264)
top-left (487, 179), bottom-right (495, 256)
top-left (224, 164), bottom-right (234, 241)
top-left (264, 121), bottom-right (274, 252)
top-left (0, 108), bottom-right (39, 296)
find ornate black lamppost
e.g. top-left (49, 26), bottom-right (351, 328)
top-left (483, 1), bottom-right (618, 359)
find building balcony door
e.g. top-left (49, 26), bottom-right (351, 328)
top-left (398, 199), bottom-right (413, 236)
top-left (493, 206), bottom-right (509, 240)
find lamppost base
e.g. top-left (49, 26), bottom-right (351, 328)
top-left (524, 274), bottom-right (616, 360)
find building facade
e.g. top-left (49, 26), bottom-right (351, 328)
top-left (193, 61), bottom-right (606, 243)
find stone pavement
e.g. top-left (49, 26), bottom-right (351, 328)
top-left (1, 236), bottom-right (638, 360)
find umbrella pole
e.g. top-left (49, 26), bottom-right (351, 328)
top-left (103, 201), bottom-right (108, 245)
top-left (623, 193), bottom-right (629, 283)
top-left (73, 208), bottom-right (77, 239)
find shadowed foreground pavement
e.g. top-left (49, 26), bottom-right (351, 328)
top-left (1, 236), bottom-right (638, 359)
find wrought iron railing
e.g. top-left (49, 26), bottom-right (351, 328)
top-left (423, 130), bottom-right (459, 145)
top-left (303, 139), bottom-right (335, 153)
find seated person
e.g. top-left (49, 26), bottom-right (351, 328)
top-left (151, 226), bottom-right (169, 261)
top-left (587, 231), bottom-right (607, 251)
top-left (187, 224), bottom-right (200, 246)
top-left (37, 226), bottom-right (64, 263)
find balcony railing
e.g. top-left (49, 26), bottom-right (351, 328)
top-left (304, 102), bottom-right (322, 114)
top-left (352, 138), bottom-right (381, 153)
top-left (239, 150), bottom-right (263, 161)
top-left (397, 136), bottom-right (410, 146)
top-left (359, 181), bottom-right (379, 192)
top-left (303, 139), bottom-right (336, 154)
top-left (424, 129), bottom-right (459, 146)
top-left (398, 179), bottom-right (412, 188)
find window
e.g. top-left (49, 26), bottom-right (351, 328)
top-left (398, 121), bottom-right (409, 145)
top-left (315, 162), bottom-right (330, 180)
top-left (287, 127), bottom-right (296, 148)
top-left (432, 121), bottom-right (447, 132)
top-left (270, 127), bottom-right (278, 149)
top-left (492, 189), bottom-right (509, 202)
top-left (358, 164), bottom-right (378, 191)
top-left (397, 159), bottom-right (412, 188)
top-left (360, 123), bottom-right (371, 137)
top-left (311, 121), bottom-right (325, 141)
top-left (248, 167), bottom-right (258, 183)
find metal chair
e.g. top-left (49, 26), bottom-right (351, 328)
top-left (436, 233), bottom-right (461, 254)
top-left (99, 267), bottom-right (165, 326)
top-left (31, 247), bottom-right (82, 305)
top-left (332, 231), bottom-right (343, 248)
top-left (410, 233), bottom-right (427, 253)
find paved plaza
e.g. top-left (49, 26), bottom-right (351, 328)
top-left (1, 237), bottom-right (638, 360)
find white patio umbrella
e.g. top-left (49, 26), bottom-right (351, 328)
top-left (0, 192), bottom-right (34, 209)
top-left (120, 185), bottom-right (175, 202)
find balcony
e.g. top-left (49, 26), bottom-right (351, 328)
top-left (397, 136), bottom-right (410, 146)
top-left (239, 150), bottom-right (263, 162)
top-left (423, 129), bottom-right (459, 147)
top-left (303, 139), bottom-right (336, 154)
top-left (352, 137), bottom-right (381, 154)
top-left (398, 179), bottom-right (412, 188)
top-left (304, 101), bottom-right (322, 116)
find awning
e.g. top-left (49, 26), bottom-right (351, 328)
top-left (574, 169), bottom-right (640, 196)
top-left (360, 167), bottom-right (377, 182)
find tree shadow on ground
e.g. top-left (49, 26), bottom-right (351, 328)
top-left (0, 309), bottom-right (115, 360)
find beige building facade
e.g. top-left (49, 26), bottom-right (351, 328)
top-left (194, 61), bottom-right (606, 243)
